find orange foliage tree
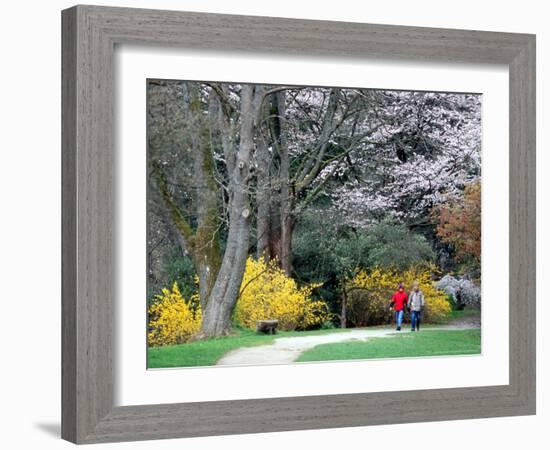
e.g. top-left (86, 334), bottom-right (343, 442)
top-left (434, 181), bottom-right (481, 268)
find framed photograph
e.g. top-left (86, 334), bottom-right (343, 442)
top-left (62, 5), bottom-right (536, 444)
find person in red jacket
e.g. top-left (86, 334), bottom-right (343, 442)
top-left (389, 282), bottom-right (408, 331)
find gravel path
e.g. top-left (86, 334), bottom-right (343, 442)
top-left (216, 323), bottom-right (476, 366)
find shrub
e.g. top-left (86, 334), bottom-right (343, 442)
top-left (148, 282), bottom-right (201, 346)
top-left (425, 296), bottom-right (453, 323)
top-left (234, 257), bottom-right (331, 331)
top-left (292, 214), bottom-right (436, 314)
top-left (320, 320), bottom-right (337, 330)
top-left (346, 287), bottom-right (393, 327)
top-left (345, 265), bottom-right (451, 326)
top-left (436, 274), bottom-right (481, 309)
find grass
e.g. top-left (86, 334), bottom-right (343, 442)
top-left (296, 329), bottom-right (481, 362)
top-left (449, 307), bottom-right (481, 321)
top-left (148, 313), bottom-right (482, 368)
top-left (147, 327), bottom-right (351, 368)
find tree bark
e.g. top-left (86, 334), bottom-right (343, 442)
top-left (256, 140), bottom-right (271, 260)
top-left (200, 85), bottom-right (266, 337)
top-left (189, 85), bottom-right (222, 308)
top-left (270, 92), bottom-right (295, 275)
top-left (151, 84), bottom-right (222, 310)
top-left (340, 278), bottom-right (348, 329)
top-left (256, 99), bottom-right (271, 260)
top-left (280, 210), bottom-right (294, 275)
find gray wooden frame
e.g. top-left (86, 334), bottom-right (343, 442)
top-left (62, 4), bottom-right (536, 444)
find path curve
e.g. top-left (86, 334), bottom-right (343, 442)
top-left (216, 325), bottom-right (473, 366)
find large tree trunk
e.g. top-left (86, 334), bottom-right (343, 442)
top-left (189, 85), bottom-right (222, 308)
top-left (256, 127), bottom-right (271, 259)
top-left (256, 93), bottom-right (286, 264)
top-left (151, 84), bottom-right (222, 310)
top-left (280, 209), bottom-right (294, 275)
top-left (268, 91), bottom-right (294, 274)
top-left (200, 85), bottom-right (265, 337)
top-left (267, 200), bottom-right (282, 261)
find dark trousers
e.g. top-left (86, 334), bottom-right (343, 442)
top-left (411, 310), bottom-right (421, 330)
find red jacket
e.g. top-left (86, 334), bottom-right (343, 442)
top-left (391, 290), bottom-right (408, 311)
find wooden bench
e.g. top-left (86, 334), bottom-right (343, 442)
top-left (256, 320), bottom-right (279, 334)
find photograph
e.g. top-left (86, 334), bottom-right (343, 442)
top-left (1, 1), bottom-right (541, 446)
top-left (146, 79), bottom-right (482, 369)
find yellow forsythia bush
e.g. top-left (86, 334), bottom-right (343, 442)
top-left (234, 257), bottom-right (330, 331)
top-left (148, 282), bottom-right (201, 346)
top-left (346, 265), bottom-right (451, 326)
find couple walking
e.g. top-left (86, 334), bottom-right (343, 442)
top-left (389, 282), bottom-right (425, 332)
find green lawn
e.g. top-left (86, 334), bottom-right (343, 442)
top-left (147, 327), bottom-right (351, 368)
top-left (449, 307), bottom-right (481, 321)
top-left (149, 325), bottom-right (481, 368)
top-left (296, 329), bottom-right (481, 362)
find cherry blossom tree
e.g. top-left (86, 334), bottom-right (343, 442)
top-left (329, 91), bottom-right (481, 229)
